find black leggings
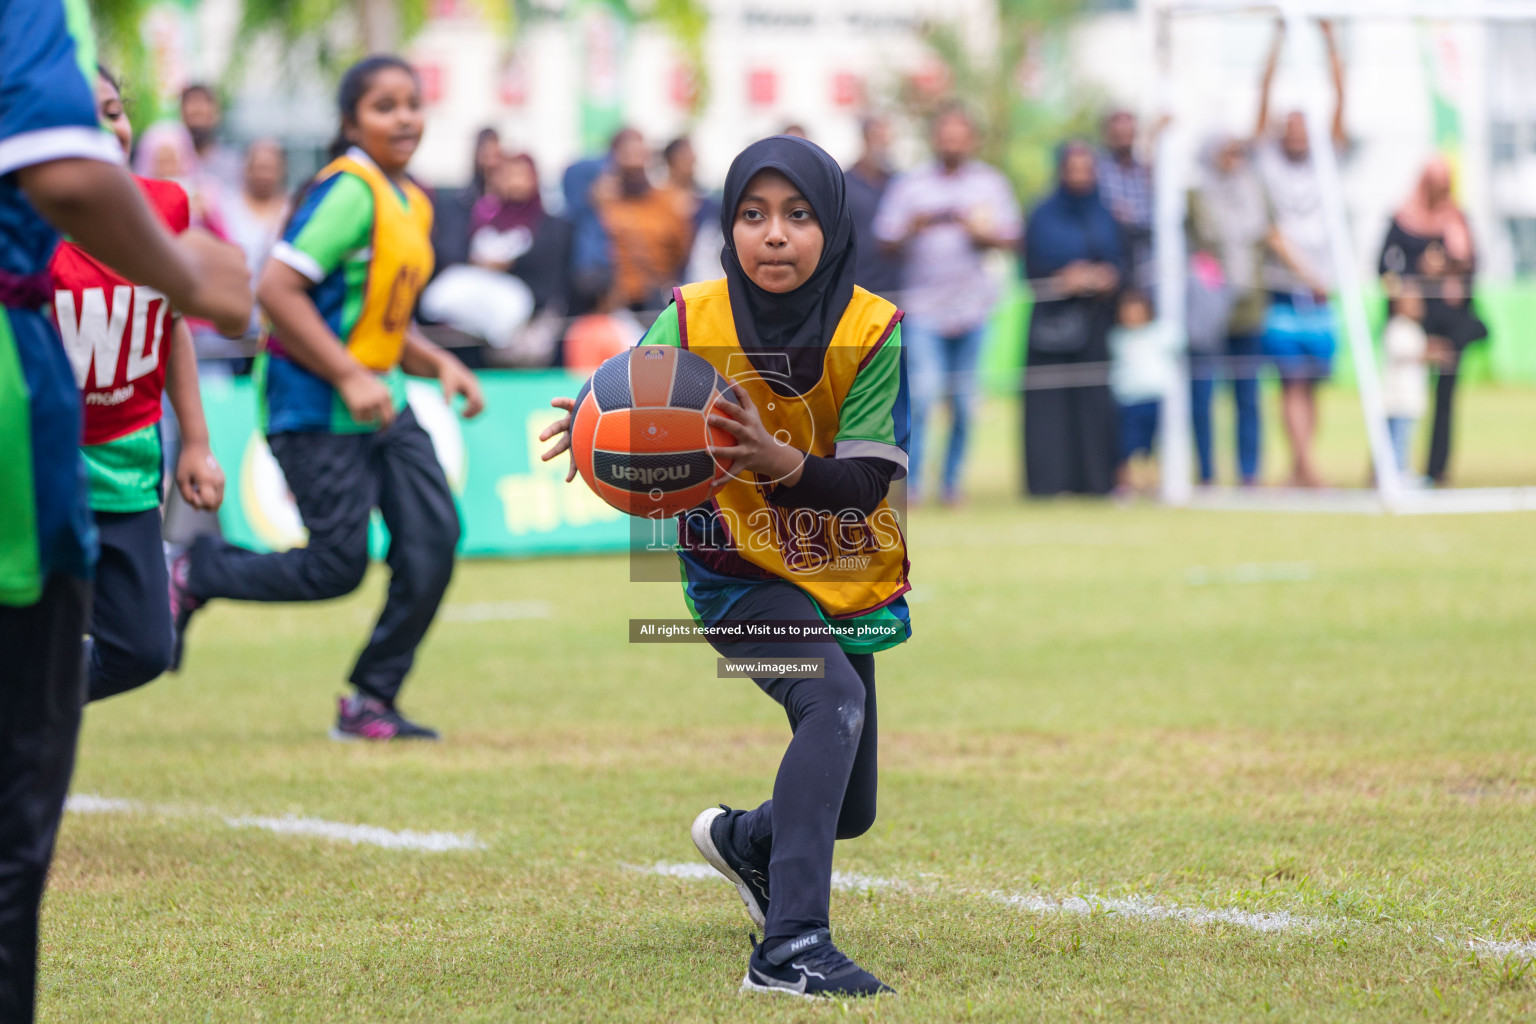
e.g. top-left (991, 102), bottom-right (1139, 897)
top-left (708, 581), bottom-right (878, 945)
top-left (187, 408), bottom-right (460, 703)
top-left (1425, 353), bottom-right (1459, 484)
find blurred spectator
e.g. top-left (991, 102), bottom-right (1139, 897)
top-left (221, 139), bottom-right (289, 336)
top-left (665, 135), bottom-right (724, 282)
top-left (474, 152), bottom-right (573, 332)
top-left (1021, 141), bottom-right (1124, 498)
top-left (1186, 134), bottom-right (1272, 486)
top-left (471, 127), bottom-right (503, 197)
top-left (422, 150), bottom-right (572, 365)
top-left (223, 140), bottom-right (288, 276)
top-left (780, 124), bottom-right (809, 140)
top-left (1380, 283), bottom-right (1430, 480)
top-left (844, 114), bottom-right (902, 297)
top-left (1254, 19), bottom-right (1347, 488)
top-left (1109, 289), bottom-right (1183, 497)
top-left (134, 121), bottom-right (224, 234)
top-left (134, 120), bottom-right (236, 373)
top-left (593, 128), bottom-right (692, 313)
top-left (471, 152), bottom-right (546, 266)
top-left (663, 136), bottom-right (702, 220)
top-left (1378, 156), bottom-right (1487, 486)
top-left (873, 105), bottom-right (1021, 504)
top-left (1097, 110), bottom-right (1154, 291)
top-left (432, 128), bottom-right (502, 269)
top-left (563, 152), bottom-right (615, 315)
top-left (180, 83), bottom-right (241, 192)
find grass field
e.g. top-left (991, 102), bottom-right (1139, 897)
top-left (44, 385), bottom-right (1536, 1022)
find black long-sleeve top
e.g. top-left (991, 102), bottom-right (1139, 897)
top-left (765, 454), bottom-right (899, 517)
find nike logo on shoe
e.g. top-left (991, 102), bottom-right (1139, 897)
top-left (785, 932), bottom-right (822, 954)
top-left (749, 967), bottom-right (807, 995)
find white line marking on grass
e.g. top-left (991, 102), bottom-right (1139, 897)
top-left (832, 871), bottom-right (899, 891)
top-left (65, 793), bottom-right (483, 853)
top-left (637, 861), bottom-right (718, 880)
top-left (439, 600), bottom-right (552, 623)
top-left (65, 794), bottom-right (141, 814)
top-left (1001, 892), bottom-right (1315, 934)
top-left (640, 861), bottom-right (1536, 961)
top-left (224, 815), bottom-right (486, 852)
top-left (1468, 938), bottom-right (1536, 961)
top-left (1184, 563), bottom-right (1315, 586)
top-left (632, 862), bottom-right (898, 891)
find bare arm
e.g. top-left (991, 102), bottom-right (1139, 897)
top-left (886, 210), bottom-right (943, 252)
top-left (17, 159), bottom-right (251, 336)
top-left (164, 318), bottom-right (225, 511)
top-left (1255, 20), bottom-right (1285, 141)
top-left (402, 329), bottom-right (486, 419)
top-left (964, 217), bottom-right (1020, 252)
top-left (1267, 227), bottom-right (1328, 297)
top-left (256, 259), bottom-right (396, 427)
top-left (1322, 20), bottom-right (1347, 148)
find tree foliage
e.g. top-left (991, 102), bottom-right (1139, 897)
top-left (89, 0), bottom-right (161, 124)
top-left (92, 1), bottom-right (709, 121)
top-left (910, 0), bottom-right (1102, 205)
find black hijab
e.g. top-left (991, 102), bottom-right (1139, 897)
top-left (719, 135), bottom-right (857, 396)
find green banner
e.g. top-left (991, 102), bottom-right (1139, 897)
top-left (201, 370), bottom-right (639, 559)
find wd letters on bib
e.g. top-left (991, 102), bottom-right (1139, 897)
top-left (51, 176), bottom-right (190, 510)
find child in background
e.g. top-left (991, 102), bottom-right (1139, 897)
top-left (170, 55), bottom-right (485, 741)
top-left (1381, 284), bottom-right (1430, 479)
top-left (50, 67), bottom-right (226, 703)
top-left (1109, 289), bottom-right (1184, 495)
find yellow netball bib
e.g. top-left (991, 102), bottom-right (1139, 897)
top-left (319, 153), bottom-right (434, 371)
top-left (675, 279), bottom-right (910, 619)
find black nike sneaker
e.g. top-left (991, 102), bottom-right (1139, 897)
top-left (691, 805), bottom-right (770, 928)
top-left (741, 930), bottom-right (894, 999)
top-left (330, 695), bottom-right (441, 741)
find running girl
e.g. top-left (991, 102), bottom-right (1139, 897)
top-left (171, 55), bottom-right (485, 741)
top-left (542, 136), bottom-right (910, 997)
top-left (49, 67), bottom-right (226, 702)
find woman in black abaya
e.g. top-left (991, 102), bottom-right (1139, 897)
top-left (1021, 142), bottom-right (1127, 496)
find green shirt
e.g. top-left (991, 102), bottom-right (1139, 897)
top-left (82, 422), bottom-right (162, 513)
top-left (262, 158), bottom-right (409, 435)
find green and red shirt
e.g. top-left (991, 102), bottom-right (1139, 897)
top-left (50, 175), bottom-right (188, 512)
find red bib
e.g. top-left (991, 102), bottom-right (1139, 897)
top-left (50, 176), bottom-right (190, 446)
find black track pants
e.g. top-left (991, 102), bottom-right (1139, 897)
top-left (708, 581), bottom-right (878, 946)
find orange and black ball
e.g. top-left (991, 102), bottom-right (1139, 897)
top-left (569, 346), bottom-right (736, 518)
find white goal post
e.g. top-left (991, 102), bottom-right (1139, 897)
top-left (1147, 0), bottom-right (1536, 514)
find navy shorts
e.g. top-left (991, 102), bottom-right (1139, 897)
top-left (1117, 400), bottom-right (1160, 461)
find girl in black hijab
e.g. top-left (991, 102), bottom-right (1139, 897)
top-left (542, 136), bottom-right (911, 998)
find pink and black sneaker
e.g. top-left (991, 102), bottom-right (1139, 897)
top-left (330, 695), bottom-right (440, 742)
top-left (167, 552), bottom-right (203, 672)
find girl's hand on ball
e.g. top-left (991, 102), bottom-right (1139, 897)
top-left (538, 396), bottom-right (579, 482)
top-left (707, 385), bottom-right (804, 487)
